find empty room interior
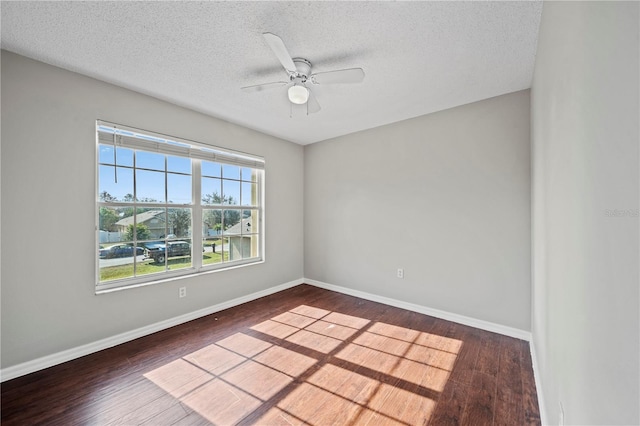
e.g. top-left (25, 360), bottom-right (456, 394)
top-left (1, 1), bottom-right (638, 425)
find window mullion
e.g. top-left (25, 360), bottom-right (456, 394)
top-left (163, 156), bottom-right (169, 268)
top-left (132, 152), bottom-right (138, 275)
top-left (192, 159), bottom-right (203, 270)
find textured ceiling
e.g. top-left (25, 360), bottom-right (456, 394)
top-left (1, 1), bottom-right (542, 145)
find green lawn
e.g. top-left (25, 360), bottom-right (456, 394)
top-left (203, 238), bottom-right (227, 247)
top-left (99, 252), bottom-right (230, 282)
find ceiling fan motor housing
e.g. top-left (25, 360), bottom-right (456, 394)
top-left (291, 58), bottom-right (312, 82)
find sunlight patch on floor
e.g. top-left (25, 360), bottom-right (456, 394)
top-left (144, 304), bottom-right (462, 425)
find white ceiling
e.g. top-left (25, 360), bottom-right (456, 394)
top-left (1, 1), bottom-right (542, 145)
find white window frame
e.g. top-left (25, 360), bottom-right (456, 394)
top-left (95, 120), bottom-right (265, 293)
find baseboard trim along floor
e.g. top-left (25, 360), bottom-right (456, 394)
top-left (305, 279), bottom-right (532, 341)
top-left (0, 278), bottom-right (304, 382)
top-left (1, 277), bottom-right (532, 382)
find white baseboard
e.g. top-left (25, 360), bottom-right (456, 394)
top-left (304, 280), bottom-right (546, 420)
top-left (304, 278), bottom-right (532, 341)
top-left (1, 278), bottom-right (533, 383)
top-left (0, 278), bottom-right (304, 383)
top-left (529, 339), bottom-right (549, 425)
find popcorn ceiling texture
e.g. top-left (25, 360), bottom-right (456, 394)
top-left (1, 1), bottom-right (542, 145)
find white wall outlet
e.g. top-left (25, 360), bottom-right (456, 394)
top-left (397, 268), bottom-right (404, 279)
top-left (179, 287), bottom-right (186, 298)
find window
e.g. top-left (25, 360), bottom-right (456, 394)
top-left (96, 121), bottom-right (264, 292)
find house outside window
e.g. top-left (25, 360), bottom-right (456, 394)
top-left (96, 121), bottom-right (264, 293)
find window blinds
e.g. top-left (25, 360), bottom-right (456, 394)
top-left (97, 120), bottom-right (265, 170)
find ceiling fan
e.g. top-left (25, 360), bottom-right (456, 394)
top-left (241, 33), bottom-right (365, 114)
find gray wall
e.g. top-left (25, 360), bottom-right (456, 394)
top-left (531, 2), bottom-right (639, 424)
top-left (1, 51), bottom-right (304, 369)
top-left (304, 90), bottom-right (532, 331)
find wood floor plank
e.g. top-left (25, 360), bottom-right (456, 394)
top-left (1, 284), bottom-right (540, 425)
top-left (493, 335), bottom-right (525, 425)
top-left (107, 393), bottom-right (188, 426)
top-left (475, 332), bottom-right (501, 377)
top-left (429, 379), bottom-right (470, 425)
top-left (171, 411), bottom-right (214, 426)
top-left (497, 335), bottom-right (524, 398)
top-left (460, 371), bottom-right (497, 426)
top-left (447, 326), bottom-right (481, 387)
top-left (494, 383), bottom-right (524, 426)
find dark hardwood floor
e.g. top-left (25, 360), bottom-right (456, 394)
top-left (1, 284), bottom-right (540, 425)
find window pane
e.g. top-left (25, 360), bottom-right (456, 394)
top-left (241, 210), bottom-right (260, 259)
top-left (99, 145), bottom-right (134, 167)
top-left (136, 151), bottom-right (165, 171)
top-left (117, 147), bottom-right (134, 167)
top-left (241, 182), bottom-right (256, 206)
top-left (203, 209), bottom-right (222, 237)
top-left (228, 236), bottom-right (242, 262)
top-left (167, 173), bottom-right (192, 204)
top-left (222, 209), bottom-right (241, 231)
top-left (167, 208), bottom-right (192, 239)
top-left (98, 145), bottom-right (113, 164)
top-left (99, 241), bottom-right (141, 282)
top-left (116, 212), bottom-right (154, 241)
top-left (202, 177), bottom-right (222, 204)
top-left (241, 167), bottom-right (257, 182)
top-left (222, 180), bottom-right (240, 205)
top-left (136, 169), bottom-right (165, 202)
top-left (99, 206), bottom-right (120, 232)
top-left (99, 165), bottom-right (133, 201)
top-left (203, 210), bottom-right (226, 266)
top-left (135, 258), bottom-right (166, 278)
top-left (228, 211), bottom-right (257, 260)
top-left (169, 238), bottom-right (192, 270)
top-left (135, 209), bottom-right (166, 240)
top-left (239, 210), bottom-right (252, 234)
top-left (203, 238), bottom-right (228, 265)
top-left (203, 238), bottom-right (221, 265)
top-left (222, 164), bottom-right (240, 180)
top-left (160, 209), bottom-right (192, 270)
top-left (228, 233), bottom-right (258, 261)
top-left (167, 156), bottom-right (191, 174)
top-left (241, 208), bottom-right (256, 229)
top-left (242, 235), bottom-right (259, 259)
top-left (147, 238), bottom-right (192, 270)
top-left (202, 161), bottom-right (221, 177)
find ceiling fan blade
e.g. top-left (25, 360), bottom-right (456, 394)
top-left (263, 32), bottom-right (296, 73)
top-left (241, 81), bottom-right (288, 93)
top-left (306, 89), bottom-right (321, 114)
top-left (311, 68), bottom-right (365, 85)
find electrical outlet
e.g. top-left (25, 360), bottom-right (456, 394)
top-left (397, 268), bottom-right (404, 279)
top-left (179, 287), bottom-right (186, 298)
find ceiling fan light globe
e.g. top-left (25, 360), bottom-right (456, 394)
top-left (288, 85), bottom-right (309, 104)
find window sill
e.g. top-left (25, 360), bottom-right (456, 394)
top-left (95, 258), bottom-right (264, 295)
